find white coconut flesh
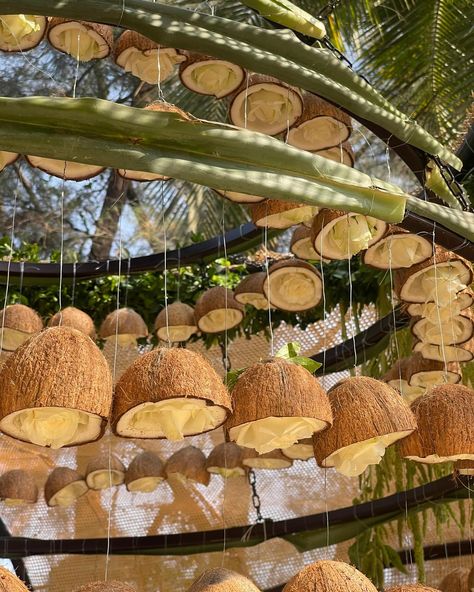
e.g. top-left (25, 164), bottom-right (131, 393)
top-left (86, 469), bottom-right (125, 490)
top-left (316, 146), bottom-right (352, 167)
top-left (265, 267), bottom-right (322, 311)
top-left (287, 117), bottom-right (348, 151)
top-left (364, 235), bottom-right (432, 268)
top-left (406, 452), bottom-right (474, 464)
top-left (229, 416), bottom-right (328, 455)
top-left (156, 325), bottom-right (197, 342)
top-left (116, 47), bottom-right (185, 84)
top-left (234, 292), bottom-right (269, 310)
top-left (167, 472), bottom-right (201, 486)
top-left (257, 205), bottom-right (318, 230)
top-left (127, 476), bottom-right (163, 493)
top-left (207, 466), bottom-right (246, 478)
top-left (291, 237), bottom-right (322, 261)
top-left (401, 263), bottom-right (470, 304)
top-left (182, 60), bottom-right (243, 98)
top-left (413, 342), bottom-right (473, 363)
top-left (386, 379), bottom-right (425, 404)
top-left (413, 316), bottom-right (473, 345)
top-left (0, 15), bottom-right (44, 50)
top-left (407, 294), bottom-right (472, 322)
top-left (0, 327), bottom-right (33, 351)
top-left (118, 169), bottom-right (168, 182)
top-left (409, 371), bottom-right (460, 388)
top-left (323, 431), bottom-right (413, 477)
top-left (48, 481), bottom-right (88, 507)
top-left (197, 308), bottom-right (243, 333)
top-left (219, 190), bottom-right (265, 204)
top-left (0, 407), bottom-right (103, 449)
top-left (3, 498), bottom-right (30, 506)
top-left (315, 215), bottom-right (384, 259)
top-left (27, 156), bottom-right (103, 179)
top-left (116, 398), bottom-right (226, 440)
top-left (282, 442), bottom-right (314, 461)
top-left (49, 23), bottom-right (109, 60)
top-left (242, 457), bottom-right (291, 470)
top-left (0, 151), bottom-right (18, 171)
top-left (104, 334), bottom-right (141, 347)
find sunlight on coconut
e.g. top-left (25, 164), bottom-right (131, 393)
top-left (117, 47), bottom-right (184, 84)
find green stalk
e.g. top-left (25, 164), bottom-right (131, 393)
top-left (406, 196), bottom-right (474, 242)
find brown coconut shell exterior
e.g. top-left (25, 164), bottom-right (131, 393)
top-left (187, 567), bottom-right (261, 592)
top-left (397, 397), bottom-right (432, 460)
top-left (112, 347), bottom-right (232, 433)
top-left (293, 93), bottom-right (352, 137)
top-left (125, 451), bottom-right (164, 486)
top-left (263, 258), bottom-right (322, 310)
top-left (382, 358), bottom-right (411, 383)
top-left (99, 308), bottom-right (148, 340)
top-left (0, 152), bottom-right (19, 167)
top-left (312, 377), bottom-right (416, 466)
top-left (48, 307), bottom-right (96, 339)
top-left (439, 568), bottom-right (470, 592)
top-left (362, 225), bottom-right (432, 268)
top-left (73, 581), bottom-right (137, 592)
top-left (234, 273), bottom-right (267, 301)
top-left (194, 287), bottom-right (244, 331)
top-left (455, 459), bottom-right (474, 474)
top-left (47, 18), bottom-right (113, 58)
top-left (386, 586), bottom-right (441, 592)
top-left (283, 560), bottom-right (377, 592)
top-left (315, 141), bottom-right (355, 166)
top-left (412, 337), bottom-right (474, 363)
top-left (0, 566), bottom-right (30, 592)
top-left (0, 327), bottom-right (112, 441)
top-left (25, 155), bottom-right (105, 181)
top-left (411, 309), bottom-right (474, 346)
top-left (226, 357), bottom-right (332, 432)
top-left (86, 453), bottom-right (125, 477)
top-left (0, 469), bottom-right (38, 503)
top-left (165, 446), bottom-right (210, 486)
top-left (115, 30), bottom-right (160, 59)
top-left (470, 569), bottom-right (474, 592)
top-left (250, 199), bottom-right (310, 227)
top-left (44, 467), bottom-right (87, 506)
top-left (179, 52), bottom-right (246, 98)
top-left (0, 303), bottom-right (43, 334)
top-left (205, 442), bottom-right (246, 472)
top-left (241, 448), bottom-right (293, 468)
top-left (406, 352), bottom-right (461, 385)
top-left (154, 302), bottom-right (196, 333)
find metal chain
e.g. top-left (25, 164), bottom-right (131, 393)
top-left (317, 0), bottom-right (343, 19)
top-left (247, 469), bottom-right (264, 523)
top-left (431, 155), bottom-right (472, 211)
top-left (219, 341), bottom-right (231, 372)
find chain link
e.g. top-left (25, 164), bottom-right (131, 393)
top-left (247, 469), bottom-right (264, 523)
top-left (431, 156), bottom-right (472, 211)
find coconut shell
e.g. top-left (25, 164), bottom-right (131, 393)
top-left (0, 469), bottom-right (38, 503)
top-left (0, 15), bottom-right (46, 52)
top-left (187, 568), bottom-right (261, 592)
top-left (234, 273), bottom-right (267, 302)
top-left (439, 568), bottom-right (470, 592)
top-left (241, 448), bottom-right (293, 469)
top-left (73, 581), bottom-right (137, 592)
top-left (48, 307), bottom-right (96, 339)
top-left (455, 459), bottom-right (474, 475)
top-left (0, 566), bottom-right (30, 591)
top-left (290, 225), bottom-right (327, 261)
top-left (206, 442), bottom-right (246, 472)
top-left (165, 446), bottom-right (210, 485)
top-left (86, 453), bottom-right (125, 479)
top-left (293, 94), bottom-right (351, 133)
top-left (194, 287), bottom-right (244, 333)
top-left (44, 467), bottom-right (88, 506)
top-left (263, 258), bottom-right (322, 311)
top-left (381, 358), bottom-right (411, 383)
top-left (250, 199), bottom-right (314, 228)
top-left (386, 586), bottom-right (441, 592)
top-left (312, 377), bottom-right (416, 466)
top-left (406, 352), bottom-right (461, 385)
top-left (0, 303), bottom-right (43, 334)
top-left (0, 151), bottom-right (19, 168)
top-left (362, 225), bottom-right (433, 269)
top-left (112, 347), bottom-right (232, 433)
top-left (315, 142), bottom-right (355, 166)
top-left (469, 568), bottom-right (474, 592)
top-left (47, 18), bottom-right (113, 59)
top-left (125, 451), bottom-right (164, 487)
top-left (412, 338), bottom-right (474, 363)
top-left (179, 52), bottom-right (246, 98)
top-left (115, 30), bottom-right (160, 58)
top-left (99, 308), bottom-right (148, 340)
top-left (411, 310), bottom-right (474, 346)
top-left (154, 302), bottom-right (196, 334)
top-left (25, 155), bottom-right (105, 181)
top-left (283, 560), bottom-right (377, 592)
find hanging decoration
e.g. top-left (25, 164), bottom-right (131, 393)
top-left (315, 142), bottom-right (355, 167)
top-left (0, 303), bottom-right (43, 351)
top-left (234, 272), bottom-right (269, 310)
top-left (47, 18), bottom-right (113, 61)
top-left (0, 566), bottom-right (29, 591)
top-left (282, 560), bottom-right (378, 592)
top-left (99, 307), bottom-right (148, 346)
top-left (0, 150), bottom-right (18, 170)
top-left (73, 581), bottom-right (137, 592)
top-left (124, 451), bottom-right (165, 493)
top-left (0, 469), bottom-right (38, 505)
top-left (85, 453), bottom-right (126, 490)
top-left (165, 446), bottom-right (210, 486)
top-left (242, 448), bottom-right (293, 470)
top-left (44, 467), bottom-right (88, 507)
top-left (263, 259), bottom-right (322, 311)
top-left (194, 286), bottom-right (245, 333)
top-left (47, 306), bottom-right (96, 339)
top-left (290, 225), bottom-right (325, 261)
top-left (362, 226), bottom-right (433, 270)
top-left (406, 353), bottom-right (461, 389)
top-left (154, 301), bottom-right (197, 343)
top-left (439, 569), bottom-right (470, 592)
top-left (250, 199), bottom-right (318, 229)
top-left (205, 442), bottom-right (246, 478)
top-left (281, 438), bottom-right (314, 461)
top-left (25, 153), bottom-right (105, 181)
top-left (179, 52), bottom-right (246, 99)
top-left (0, 13), bottom-right (45, 51)
top-left (187, 568), bottom-right (261, 592)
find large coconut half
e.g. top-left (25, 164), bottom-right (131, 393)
top-left (205, 442), bottom-right (246, 478)
top-left (250, 199), bottom-right (318, 230)
top-left (262, 259), bottom-right (322, 312)
top-left (230, 74), bottom-right (303, 135)
top-left (411, 309), bottom-right (474, 347)
top-left (86, 453), bottom-right (126, 490)
top-left (45, 467), bottom-right (88, 507)
top-left (165, 446), bottom-right (210, 486)
top-left (382, 361), bottom-right (425, 404)
top-left (363, 226), bottom-right (433, 270)
top-left (282, 437), bottom-right (315, 461)
top-left (125, 451), bottom-right (164, 493)
top-left (47, 18), bottom-right (113, 61)
top-left (413, 338), bottom-right (474, 364)
top-left (283, 560), bottom-right (377, 592)
top-left (290, 225), bottom-right (327, 261)
top-left (154, 302), bottom-right (197, 343)
top-left (407, 290), bottom-right (473, 322)
top-left (179, 53), bottom-right (245, 98)
top-left (187, 568), bottom-right (261, 592)
top-left (213, 188), bottom-right (266, 204)
top-left (26, 155), bottom-right (104, 181)
top-left (234, 273), bottom-right (269, 310)
top-left (314, 142), bottom-right (355, 167)
top-left (115, 30), bottom-right (185, 84)
top-left (439, 568), bottom-right (470, 592)
top-left (194, 287), bottom-right (244, 333)
top-left (0, 303), bottom-right (43, 351)
top-left (0, 566), bottom-right (30, 591)
top-left (0, 469), bottom-right (38, 505)
top-left (73, 582), bottom-right (136, 592)
top-left (48, 306), bottom-right (96, 339)
top-left (227, 357), bottom-right (332, 454)
top-left (99, 307), bottom-right (148, 346)
top-left (407, 353), bottom-right (461, 389)
top-left (311, 209), bottom-right (387, 260)
top-left (112, 347), bottom-right (232, 440)
top-left (242, 448), bottom-right (293, 470)
top-left (313, 377), bottom-right (416, 477)
top-left (0, 150), bottom-right (19, 171)
top-left (0, 14), bottom-right (46, 52)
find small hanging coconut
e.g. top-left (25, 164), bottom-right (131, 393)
top-left (112, 347), bottom-right (232, 440)
top-left (314, 142), bottom-right (355, 167)
top-left (411, 309), bottom-right (474, 347)
top-left (85, 453), bottom-right (126, 490)
top-left (115, 30), bottom-right (185, 85)
top-left (382, 358), bottom-right (425, 404)
top-left (311, 209), bottom-right (387, 260)
top-left (262, 259), bottom-right (322, 312)
top-left (0, 326), bottom-right (112, 448)
top-left (73, 582), bottom-right (136, 592)
top-left (99, 307), bottom-right (148, 346)
top-left (234, 273), bottom-right (269, 310)
top-left (205, 442), bottom-right (246, 478)
top-left (413, 339), bottom-right (474, 364)
top-left (47, 18), bottom-right (113, 61)
top-left (0, 469), bottom-right (38, 505)
top-left (250, 199), bottom-right (318, 230)
top-left (242, 448), bottom-right (293, 470)
top-left (363, 226), bottom-right (433, 270)
top-left (0, 566), bottom-right (30, 591)
top-left (45, 467), bottom-right (88, 507)
top-left (0, 14), bottom-right (46, 52)
top-left (165, 446), bottom-right (210, 486)
top-left (0, 303), bottom-right (43, 351)
top-left (194, 287), bottom-right (244, 334)
top-left (154, 302), bottom-right (197, 343)
top-left (48, 306), bottom-right (96, 339)
top-left (287, 94), bottom-right (352, 151)
top-left (407, 289), bottom-right (473, 322)
top-left (312, 377), bottom-right (416, 477)
top-left (179, 52), bottom-right (245, 98)
top-left (187, 568), bottom-right (261, 592)
top-left (386, 586), bottom-right (441, 592)
top-left (281, 438), bottom-right (314, 461)
top-left (407, 353), bottom-right (461, 389)
top-left (455, 459), bottom-right (474, 476)
top-left (26, 154), bottom-right (104, 181)
top-left (213, 188), bottom-right (266, 204)
top-left (282, 560), bottom-right (377, 592)
top-left (290, 225), bottom-right (327, 261)
top-left (227, 357), bottom-right (332, 454)
top-left (125, 451), bottom-right (165, 493)
top-left (439, 568), bottom-right (470, 592)
top-left (0, 150), bottom-right (18, 171)
top-left (230, 74), bottom-right (303, 136)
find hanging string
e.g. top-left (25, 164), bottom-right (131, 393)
top-left (161, 181), bottom-right (170, 345)
top-left (431, 222), bottom-right (449, 380)
top-left (347, 216), bottom-right (358, 371)
top-left (71, 262), bottom-right (77, 307)
top-left (57, 163), bottom-right (67, 325)
top-left (72, 32), bottom-right (81, 99)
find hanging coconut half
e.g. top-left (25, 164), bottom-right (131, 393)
top-left (85, 453), bottom-right (126, 490)
top-left (47, 18), bottom-right (113, 61)
top-left (382, 358), bottom-right (425, 404)
top-left (205, 442), bottom-right (246, 478)
top-left (154, 302), bottom-right (197, 343)
top-left (26, 154), bottom-right (104, 181)
top-left (282, 438), bottom-right (315, 461)
top-left (407, 289), bottom-right (473, 321)
top-left (262, 259), bottom-right (322, 312)
top-left (455, 459), bottom-right (474, 476)
top-left (0, 326), bottom-right (112, 448)
top-left (48, 306), bottom-right (96, 339)
top-left (230, 74), bottom-right (303, 136)
top-left (115, 30), bottom-right (185, 84)
top-left (242, 448), bottom-right (293, 470)
top-left (363, 226), bottom-right (433, 270)
top-left (0, 150), bottom-right (19, 171)
top-left (125, 451), bottom-right (164, 493)
top-left (213, 188), bottom-right (266, 204)
top-left (0, 14), bottom-right (46, 52)
top-left (315, 142), bottom-right (355, 167)
top-left (290, 225), bottom-right (327, 261)
top-left (0, 303), bottom-right (43, 351)
top-left (227, 357), bottom-right (332, 454)
top-left (112, 347), bottom-right (232, 440)
top-left (250, 199), bottom-right (318, 230)
top-left (165, 445), bottom-right (210, 486)
top-left (0, 566), bottom-right (30, 592)
top-left (283, 560), bottom-right (377, 592)
top-left (413, 338), bottom-right (474, 364)
top-left (439, 568), bottom-right (470, 592)
top-left (407, 353), bottom-right (461, 389)
top-left (287, 94), bottom-right (352, 151)
top-left (312, 377), bottom-right (416, 477)
top-left (187, 568), bottom-right (261, 592)
top-left (386, 586), bottom-right (441, 592)
top-left (234, 273), bottom-right (269, 310)
top-left (99, 307), bottom-right (148, 346)
top-left (0, 469), bottom-right (38, 505)
top-left (411, 309), bottom-right (474, 347)
top-left (194, 286), bottom-right (244, 333)
top-left (45, 467), bottom-right (88, 507)
top-left (179, 52), bottom-right (245, 98)
top-left (311, 209), bottom-right (387, 260)
top-left (73, 582), bottom-right (137, 592)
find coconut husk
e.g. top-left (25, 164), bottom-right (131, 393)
top-left (85, 453), bottom-right (126, 489)
top-left (263, 259), bottom-right (322, 311)
top-left (153, 302), bottom-right (197, 340)
top-left (406, 352), bottom-right (461, 386)
top-left (0, 151), bottom-right (19, 168)
top-left (412, 338), bottom-right (474, 363)
top-left (205, 442), bottom-right (246, 473)
top-left (0, 469), bottom-right (38, 504)
top-left (282, 560), bottom-right (377, 592)
top-left (469, 568), bottom-right (474, 592)
top-left (411, 309), bottom-right (474, 346)
top-left (124, 451), bottom-right (164, 489)
top-left (241, 448), bottom-right (293, 470)
top-left (194, 287), bottom-right (244, 333)
top-left (73, 581), bottom-right (137, 592)
top-left (234, 273), bottom-right (267, 304)
top-left (315, 141), bottom-right (354, 166)
top-left (439, 568), bottom-right (470, 592)
top-left (250, 199), bottom-right (317, 229)
top-left (0, 303), bottom-right (43, 335)
top-left (363, 225), bottom-right (433, 269)
top-left (312, 377), bottom-right (416, 466)
top-left (165, 446), bottom-right (210, 485)
top-left (455, 459), bottom-right (474, 475)
top-left (99, 308), bottom-right (148, 340)
top-left (48, 307), bottom-right (96, 339)
top-left (292, 93), bottom-right (351, 133)
top-left (44, 467), bottom-right (88, 506)
top-left (0, 15), bottom-right (46, 52)
top-left (187, 568), bottom-right (261, 592)
top-left (115, 30), bottom-right (159, 58)
top-left (25, 155), bottom-right (105, 181)
top-left (382, 358), bottom-right (411, 384)
top-left (179, 52), bottom-right (246, 98)
top-left (386, 586), bottom-right (441, 592)
top-left (0, 566), bottom-right (30, 591)
top-left (47, 18), bottom-right (113, 59)
top-left (290, 225), bottom-right (327, 261)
